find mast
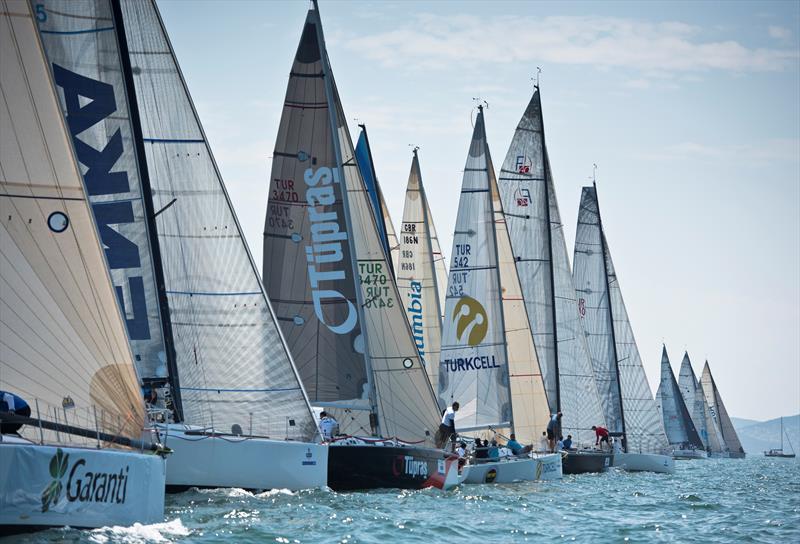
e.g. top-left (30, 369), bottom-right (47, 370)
top-left (593, 180), bottom-right (627, 451)
top-left (358, 123), bottom-right (395, 277)
top-left (109, 0), bottom-right (183, 421)
top-left (312, 1), bottom-right (380, 435)
top-left (538, 84), bottom-right (561, 412)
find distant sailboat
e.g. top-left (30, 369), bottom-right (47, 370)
top-left (439, 105), bottom-right (562, 484)
top-left (764, 417), bottom-right (795, 458)
top-left (656, 346), bottom-right (707, 459)
top-left (496, 86), bottom-right (610, 474)
top-left (572, 184), bottom-right (674, 473)
top-left (396, 148), bottom-right (448, 393)
top-left (678, 352), bottom-right (724, 455)
top-left (1, 0), bottom-right (165, 531)
top-left (37, 0), bottom-right (327, 491)
top-left (263, 1), bottom-right (460, 490)
top-left (700, 361), bottom-right (745, 458)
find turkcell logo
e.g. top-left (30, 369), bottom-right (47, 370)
top-left (53, 65), bottom-right (150, 340)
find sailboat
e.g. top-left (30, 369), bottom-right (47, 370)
top-left (764, 417), bottom-right (795, 458)
top-left (0, 0), bottom-right (166, 531)
top-left (37, 0), bottom-right (327, 491)
top-left (572, 184), bottom-right (674, 473)
top-left (700, 361), bottom-right (746, 458)
top-left (263, 1), bottom-right (461, 490)
top-left (678, 352), bottom-right (724, 456)
top-left (496, 86), bottom-right (611, 474)
top-left (396, 148), bottom-right (449, 393)
top-left (656, 346), bottom-right (707, 459)
top-left (439, 105), bottom-right (562, 484)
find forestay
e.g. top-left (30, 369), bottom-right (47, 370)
top-left (700, 361), bottom-right (744, 455)
top-left (656, 346), bottom-right (703, 448)
top-left (439, 108), bottom-right (511, 431)
top-left (263, 5), bottom-right (440, 443)
top-left (574, 186), bottom-right (668, 453)
top-left (397, 150), bottom-right (445, 395)
top-left (1, 0), bottom-right (145, 446)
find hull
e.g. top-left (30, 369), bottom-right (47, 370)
top-left (672, 448), bottom-right (708, 460)
top-left (612, 452), bottom-right (675, 474)
top-left (764, 452), bottom-right (796, 458)
top-left (465, 453), bottom-right (562, 484)
top-left (157, 425), bottom-right (327, 492)
top-left (727, 451), bottom-right (746, 459)
top-left (0, 441), bottom-right (165, 535)
top-left (327, 442), bottom-right (460, 491)
top-left (562, 451), bottom-right (612, 474)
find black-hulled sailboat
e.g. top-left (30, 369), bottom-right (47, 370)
top-left (263, 1), bottom-right (460, 490)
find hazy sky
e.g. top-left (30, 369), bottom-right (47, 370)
top-left (156, 0), bottom-right (799, 421)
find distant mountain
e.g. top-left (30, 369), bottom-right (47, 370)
top-left (732, 414), bottom-right (799, 455)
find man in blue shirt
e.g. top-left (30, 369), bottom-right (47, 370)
top-left (505, 433), bottom-right (532, 456)
top-left (1, 391), bottom-right (31, 435)
top-left (562, 434), bottom-right (574, 450)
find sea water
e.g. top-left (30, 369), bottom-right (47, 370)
top-left (10, 456), bottom-right (799, 543)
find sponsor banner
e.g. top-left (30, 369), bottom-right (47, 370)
top-left (0, 444), bottom-right (164, 528)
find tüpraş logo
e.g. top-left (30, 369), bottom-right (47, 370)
top-left (53, 65), bottom-right (150, 340)
top-left (40, 448), bottom-right (130, 512)
top-left (393, 455), bottom-right (428, 478)
top-left (303, 166), bottom-right (357, 334)
top-left (407, 281), bottom-right (426, 366)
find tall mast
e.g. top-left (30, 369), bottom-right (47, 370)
top-left (593, 176), bottom-right (627, 451)
top-left (109, 0), bottom-right (183, 420)
top-left (312, 1), bottom-right (380, 435)
top-left (537, 83), bottom-right (561, 411)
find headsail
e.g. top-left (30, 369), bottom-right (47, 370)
top-left (497, 88), bottom-right (606, 444)
top-left (439, 107), bottom-right (512, 432)
top-left (397, 149), bottom-right (445, 394)
top-left (573, 185), bottom-right (668, 453)
top-left (263, 4), bottom-right (440, 443)
top-left (699, 377), bottom-right (724, 453)
top-left (700, 361), bottom-right (745, 456)
top-left (678, 352), bottom-right (710, 448)
top-left (656, 346), bottom-right (704, 449)
top-left (1, 0), bottom-right (145, 445)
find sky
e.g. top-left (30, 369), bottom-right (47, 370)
top-left (156, 0), bottom-right (800, 422)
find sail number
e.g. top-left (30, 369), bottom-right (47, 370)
top-left (359, 262), bottom-right (394, 309)
top-left (271, 178), bottom-right (299, 202)
top-left (267, 203), bottom-right (294, 230)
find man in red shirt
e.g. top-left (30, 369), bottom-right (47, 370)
top-left (592, 425), bottom-right (610, 450)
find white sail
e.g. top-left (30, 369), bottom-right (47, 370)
top-left (1, 0), bottom-right (145, 445)
top-left (657, 346), bottom-right (703, 448)
top-left (573, 186), bottom-right (668, 454)
top-left (263, 5), bottom-right (440, 443)
top-left (700, 361), bottom-right (745, 456)
top-left (699, 377), bottom-right (724, 453)
top-left (497, 89), bottom-right (606, 444)
top-left (439, 108), bottom-right (512, 431)
top-left (397, 150), bottom-right (445, 394)
top-left (678, 352), bottom-right (709, 447)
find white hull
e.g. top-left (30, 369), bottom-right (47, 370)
top-left (157, 424), bottom-right (327, 491)
top-left (0, 440), bottom-right (165, 533)
top-left (464, 453), bottom-right (562, 484)
top-left (613, 452), bottom-right (675, 474)
top-left (672, 448), bottom-right (708, 460)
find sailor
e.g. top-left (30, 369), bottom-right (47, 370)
top-left (0, 390), bottom-right (31, 435)
top-left (488, 438), bottom-right (499, 460)
top-left (145, 387), bottom-right (158, 407)
top-left (474, 438), bottom-right (489, 460)
top-left (319, 411), bottom-right (339, 442)
top-left (562, 434), bottom-right (573, 450)
top-left (547, 412), bottom-right (562, 452)
top-left (539, 431), bottom-right (549, 453)
top-left (592, 425), bottom-right (610, 450)
top-left (556, 436), bottom-right (565, 452)
top-left (506, 433), bottom-right (532, 456)
top-left (436, 402), bottom-right (459, 449)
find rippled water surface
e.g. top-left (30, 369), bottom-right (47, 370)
top-left (8, 456), bottom-right (799, 543)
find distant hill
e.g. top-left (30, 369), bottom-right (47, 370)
top-left (731, 414), bottom-right (799, 455)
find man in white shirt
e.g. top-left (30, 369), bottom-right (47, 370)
top-left (318, 411), bottom-right (339, 442)
top-left (435, 402), bottom-right (459, 449)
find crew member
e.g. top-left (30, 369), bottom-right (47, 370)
top-left (592, 425), bottom-right (610, 449)
top-left (547, 412), bottom-right (562, 452)
top-left (319, 411), bottom-right (339, 442)
top-left (436, 402), bottom-right (459, 449)
top-left (1, 391), bottom-right (31, 435)
top-left (506, 433), bottom-right (532, 456)
top-left (562, 434), bottom-right (573, 450)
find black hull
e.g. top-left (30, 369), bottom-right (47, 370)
top-left (562, 451), bottom-right (613, 474)
top-left (327, 444), bottom-right (458, 491)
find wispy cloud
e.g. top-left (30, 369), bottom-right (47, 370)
top-left (768, 25), bottom-right (792, 41)
top-left (344, 14), bottom-right (798, 75)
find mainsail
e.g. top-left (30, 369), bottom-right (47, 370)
top-left (656, 346), bottom-right (704, 448)
top-left (263, 3), bottom-right (440, 443)
top-left (699, 377), bottom-right (725, 453)
top-left (397, 149), bottom-right (446, 395)
top-left (573, 185), bottom-right (669, 454)
top-left (700, 361), bottom-right (745, 456)
top-left (677, 352), bottom-right (717, 450)
top-left (497, 88), bottom-right (606, 444)
top-left (439, 107), bottom-right (511, 432)
top-left (354, 126), bottom-right (399, 274)
top-left (38, 0), bottom-right (318, 441)
top-left (1, 0), bottom-right (145, 445)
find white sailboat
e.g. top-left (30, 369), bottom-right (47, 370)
top-left (656, 346), bottom-right (707, 459)
top-left (263, 1), bottom-right (461, 490)
top-left (572, 184), bottom-right (674, 473)
top-left (439, 105), bottom-right (562, 484)
top-left (496, 86), bottom-right (611, 474)
top-left (396, 148), bottom-right (449, 394)
top-left (700, 361), bottom-right (745, 458)
top-left (37, 0), bottom-right (327, 491)
top-left (0, 0), bottom-right (165, 531)
top-left (764, 417), bottom-right (795, 458)
top-left (678, 352), bottom-right (724, 456)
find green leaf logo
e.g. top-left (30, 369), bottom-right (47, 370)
top-left (41, 449), bottom-right (67, 512)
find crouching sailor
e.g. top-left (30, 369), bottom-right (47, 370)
top-left (435, 402), bottom-right (459, 450)
top-left (0, 390), bottom-right (31, 435)
top-left (319, 411), bottom-right (339, 442)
